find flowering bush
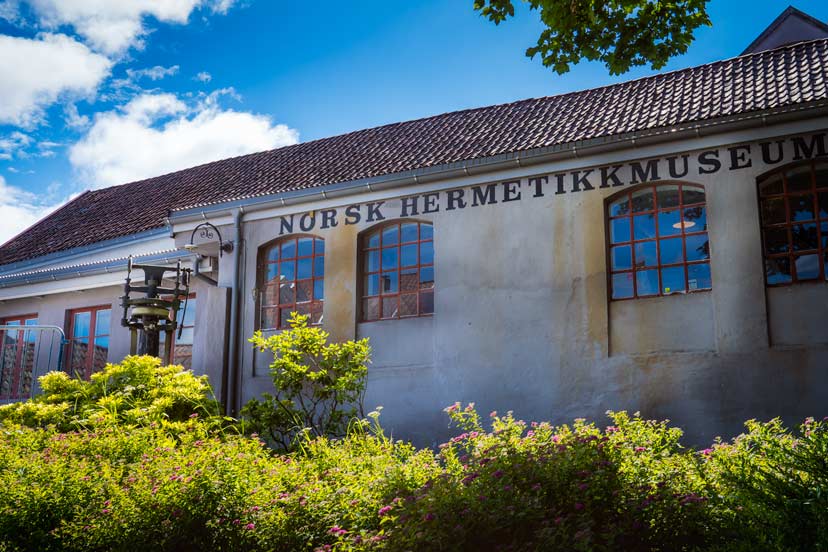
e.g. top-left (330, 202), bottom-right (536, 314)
top-left (0, 359), bottom-right (826, 551)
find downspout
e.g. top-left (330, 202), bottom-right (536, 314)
top-left (227, 209), bottom-right (243, 416)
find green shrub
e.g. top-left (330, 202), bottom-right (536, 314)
top-left (244, 313), bottom-right (371, 451)
top-left (0, 355), bottom-right (221, 432)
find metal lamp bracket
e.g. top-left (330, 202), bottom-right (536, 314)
top-left (188, 222), bottom-right (233, 257)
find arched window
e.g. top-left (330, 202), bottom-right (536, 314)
top-left (607, 183), bottom-right (711, 300)
top-left (759, 161), bottom-right (828, 285)
top-left (361, 221), bottom-right (434, 321)
top-left (258, 235), bottom-right (324, 330)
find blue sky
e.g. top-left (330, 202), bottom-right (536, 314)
top-left (0, 0), bottom-right (827, 243)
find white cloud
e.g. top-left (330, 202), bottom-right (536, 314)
top-left (0, 175), bottom-right (62, 245)
top-left (0, 131), bottom-right (32, 159)
top-left (27, 0), bottom-right (238, 55)
top-left (0, 33), bottom-right (111, 127)
top-left (194, 71), bottom-right (212, 83)
top-left (127, 64), bottom-right (180, 81)
top-left (70, 92), bottom-right (299, 188)
top-left (64, 103), bottom-right (91, 130)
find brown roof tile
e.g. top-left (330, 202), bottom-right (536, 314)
top-left (2, 38), bottom-right (828, 267)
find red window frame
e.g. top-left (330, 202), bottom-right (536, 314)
top-left (258, 235), bottom-right (324, 330)
top-left (66, 305), bottom-right (111, 380)
top-left (159, 293), bottom-right (196, 368)
top-left (0, 314), bottom-right (38, 399)
top-left (758, 161), bottom-right (828, 286)
top-left (360, 220), bottom-right (434, 322)
top-left (606, 183), bottom-right (711, 300)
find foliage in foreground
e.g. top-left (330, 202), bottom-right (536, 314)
top-left (473, 0), bottom-right (712, 75)
top-left (0, 357), bottom-right (826, 551)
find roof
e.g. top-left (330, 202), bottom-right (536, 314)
top-left (2, 37), bottom-right (828, 267)
top-left (742, 6), bottom-right (828, 55)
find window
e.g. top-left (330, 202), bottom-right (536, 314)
top-left (759, 161), bottom-right (828, 285)
top-left (259, 236), bottom-right (324, 330)
top-left (67, 306), bottom-right (111, 379)
top-left (361, 221), bottom-right (434, 321)
top-left (0, 315), bottom-right (38, 399)
top-left (607, 184), bottom-right (711, 300)
top-left (159, 294), bottom-right (196, 369)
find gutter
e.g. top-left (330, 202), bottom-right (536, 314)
top-left (167, 100), bottom-right (828, 224)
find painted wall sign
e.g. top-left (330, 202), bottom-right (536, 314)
top-left (276, 132), bottom-right (827, 234)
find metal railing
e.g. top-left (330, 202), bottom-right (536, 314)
top-left (0, 325), bottom-right (68, 401)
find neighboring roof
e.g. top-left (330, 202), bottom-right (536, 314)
top-left (2, 37), bottom-right (828, 267)
top-left (742, 6), bottom-right (828, 55)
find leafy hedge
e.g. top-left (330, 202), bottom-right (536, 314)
top-left (0, 358), bottom-right (826, 551)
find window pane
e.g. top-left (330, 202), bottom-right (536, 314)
top-left (364, 274), bottom-right (379, 296)
top-left (400, 294), bottom-right (418, 317)
top-left (761, 197), bottom-right (786, 225)
top-left (795, 254), bottom-right (820, 280)
top-left (73, 312), bottom-right (91, 338)
top-left (265, 263), bottom-right (279, 283)
top-left (631, 189), bottom-right (654, 212)
top-left (381, 272), bottom-right (398, 294)
top-left (791, 223), bottom-right (819, 251)
top-left (279, 260), bottom-right (295, 281)
top-left (786, 166), bottom-right (813, 192)
top-left (658, 210), bottom-right (681, 237)
top-left (682, 186), bottom-right (705, 204)
top-left (401, 223), bottom-right (418, 243)
top-left (609, 218), bottom-right (631, 244)
top-left (382, 298), bottom-right (398, 319)
top-left (296, 280), bottom-right (312, 303)
top-left (261, 307), bottom-right (278, 330)
top-left (295, 303), bottom-right (311, 318)
top-left (261, 283), bottom-right (278, 306)
top-left (382, 225), bottom-right (399, 246)
top-left (420, 224), bottom-right (433, 240)
top-left (659, 237), bottom-right (683, 265)
top-left (633, 214), bottom-right (656, 240)
top-left (367, 232), bottom-right (380, 248)
top-left (297, 257), bottom-right (312, 279)
top-left (766, 257), bottom-right (792, 284)
top-left (363, 297), bottom-right (380, 321)
top-left (381, 247), bottom-right (398, 270)
top-left (401, 244), bottom-right (418, 267)
top-left (365, 250), bottom-right (379, 273)
top-left (656, 185), bottom-right (680, 209)
top-left (685, 233), bottom-right (710, 261)
top-left (687, 263), bottom-right (712, 290)
top-left (420, 241), bottom-right (434, 265)
top-left (279, 283), bottom-right (295, 305)
top-left (683, 206), bottom-right (707, 231)
top-left (420, 291), bottom-right (434, 314)
top-left (91, 337), bottom-right (108, 373)
top-left (610, 245), bottom-right (632, 270)
top-left (636, 269), bottom-right (659, 296)
top-left (823, 222), bottom-right (828, 249)
top-left (267, 245), bottom-right (279, 262)
top-left (634, 241), bottom-right (657, 268)
top-left (609, 195), bottom-right (630, 217)
top-left (400, 269), bottom-right (418, 292)
top-left (314, 279), bottom-right (324, 301)
top-left (310, 302), bottom-right (323, 325)
top-left (789, 194), bottom-right (815, 222)
top-left (94, 309), bottom-right (111, 337)
top-left (764, 227), bottom-right (789, 254)
top-left (314, 256), bottom-right (324, 277)
top-left (280, 239), bottom-right (296, 259)
top-left (314, 238), bottom-right (325, 254)
top-left (280, 308), bottom-right (292, 328)
top-left (661, 266), bottom-right (686, 294)
top-left (420, 267), bottom-right (435, 289)
top-left (297, 237), bottom-right (313, 257)
top-left (818, 191), bottom-right (828, 219)
top-left (759, 174), bottom-right (783, 195)
top-left (611, 272), bottom-right (634, 299)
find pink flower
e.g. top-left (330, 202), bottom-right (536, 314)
top-left (634, 446), bottom-right (647, 453)
top-left (424, 513), bottom-right (435, 521)
top-left (700, 448), bottom-right (713, 456)
top-left (578, 483), bottom-right (589, 491)
top-left (101, 509), bottom-right (110, 514)
top-left (574, 502), bottom-right (584, 510)
top-left (606, 426), bottom-right (619, 433)
top-left (489, 411), bottom-right (497, 418)
top-left (378, 505), bottom-right (393, 517)
top-left (492, 470), bottom-right (504, 479)
top-left (245, 523), bottom-right (255, 530)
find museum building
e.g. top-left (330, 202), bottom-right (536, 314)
top-left (1, 7), bottom-right (827, 444)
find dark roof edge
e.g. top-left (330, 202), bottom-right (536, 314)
top-left (742, 6), bottom-right (828, 55)
top-left (0, 226), bottom-right (169, 276)
top-left (169, 99), bottom-right (828, 223)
